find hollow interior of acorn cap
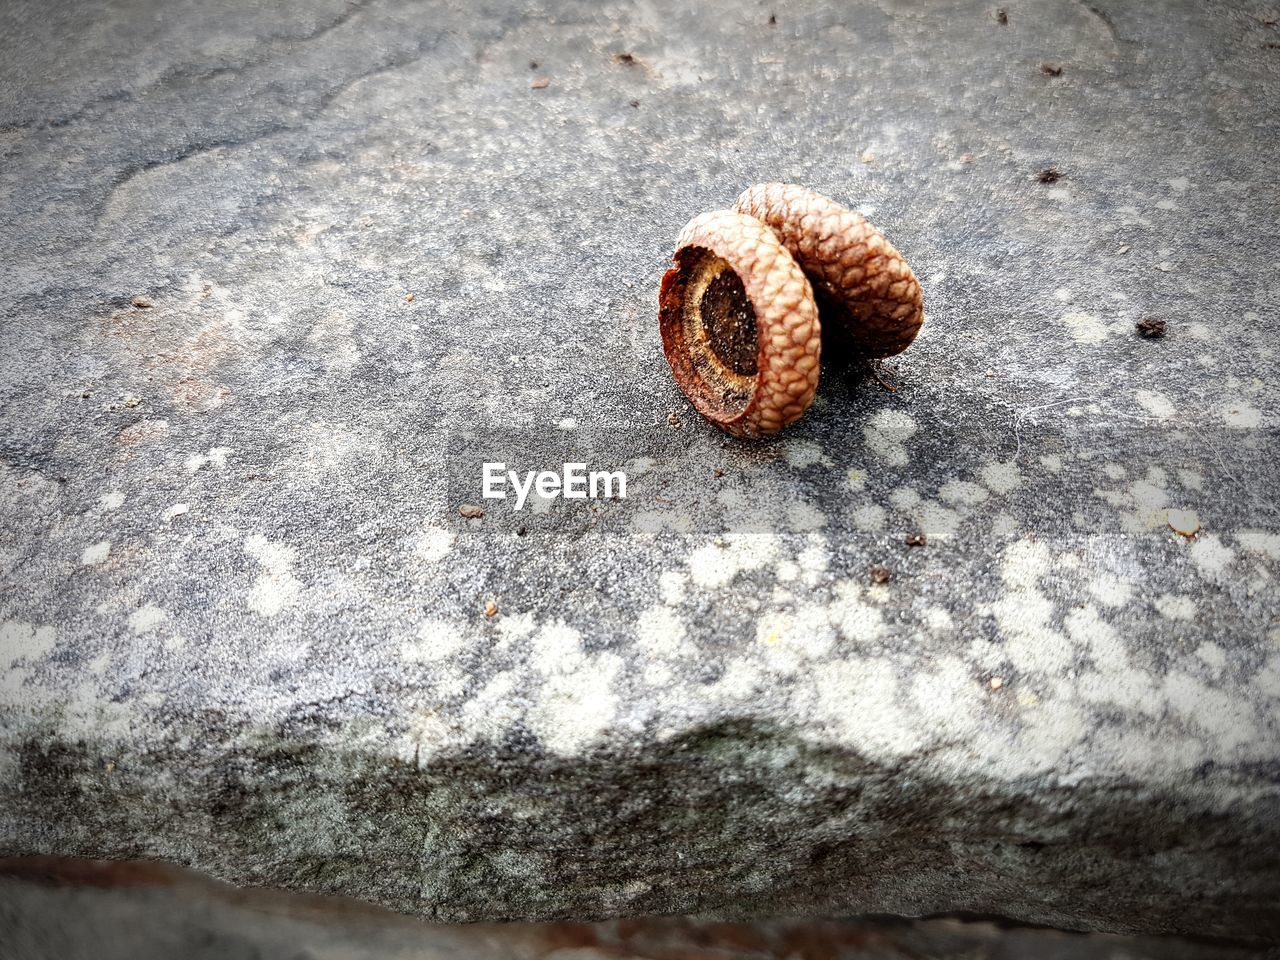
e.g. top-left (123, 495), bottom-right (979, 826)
top-left (661, 245), bottom-right (759, 421)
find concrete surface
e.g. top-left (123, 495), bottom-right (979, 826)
top-left (1, 0), bottom-right (1279, 944)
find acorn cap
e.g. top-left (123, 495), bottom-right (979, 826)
top-left (734, 183), bottom-right (924, 358)
top-left (658, 210), bottom-right (821, 438)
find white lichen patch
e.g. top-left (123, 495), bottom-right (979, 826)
top-left (863, 409), bottom-right (918, 467)
top-left (787, 501), bottom-right (826, 531)
top-left (1219, 401), bottom-right (1262, 429)
top-left (1154, 593), bottom-right (1197, 621)
top-left (1134, 390), bottom-right (1176, 420)
top-left (244, 534), bottom-right (302, 616)
top-left (402, 619), bottom-right (467, 663)
top-left (1188, 534), bottom-right (1233, 577)
top-left (851, 503), bottom-right (887, 531)
top-left (100, 490), bottom-right (125, 510)
top-left (784, 439), bottom-right (828, 469)
top-left (1062, 311), bottom-right (1108, 344)
top-left (1236, 530), bottom-right (1280, 560)
top-left (990, 539), bottom-right (1073, 674)
top-left (1088, 576), bottom-right (1134, 608)
top-left (688, 534), bottom-right (779, 588)
top-left (979, 461), bottom-right (1021, 495)
top-left (0, 620), bottom-right (57, 666)
top-left (846, 467), bottom-right (868, 492)
top-left (128, 604), bottom-right (166, 634)
top-left (938, 480), bottom-right (988, 506)
top-left (531, 652), bottom-right (621, 754)
top-left (531, 621), bottom-right (587, 675)
top-left (635, 605), bottom-right (687, 657)
top-left (186, 446), bottom-right (232, 473)
top-left (658, 570), bottom-right (686, 605)
top-left (81, 541), bottom-right (111, 565)
top-left (413, 527), bottom-right (454, 563)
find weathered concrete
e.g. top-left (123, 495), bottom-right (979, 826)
top-left (1, 0), bottom-right (1278, 943)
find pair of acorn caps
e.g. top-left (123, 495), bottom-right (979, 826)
top-left (659, 183), bottom-right (924, 438)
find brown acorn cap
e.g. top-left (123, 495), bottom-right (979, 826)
top-left (658, 210), bottom-right (821, 438)
top-left (734, 183), bottom-right (924, 358)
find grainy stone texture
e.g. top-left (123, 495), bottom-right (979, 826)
top-left (1, 0), bottom-right (1278, 945)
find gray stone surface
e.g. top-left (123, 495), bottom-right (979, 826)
top-left (1, 0), bottom-right (1278, 944)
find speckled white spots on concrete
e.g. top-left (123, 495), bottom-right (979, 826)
top-left (99, 491), bottom-right (125, 510)
top-left (1220, 401), bottom-right (1262, 429)
top-left (128, 604), bottom-right (166, 634)
top-left (185, 446), bottom-right (232, 473)
top-left (980, 461), bottom-right (1021, 495)
top-left (0, 619), bottom-right (57, 666)
top-left (863, 409), bottom-right (917, 467)
top-left (1088, 577), bottom-right (1134, 608)
top-left (635, 605), bottom-right (686, 657)
top-left (413, 527), bottom-right (454, 563)
top-left (658, 570), bottom-right (686, 605)
top-left (938, 480), bottom-right (988, 506)
top-left (244, 534), bottom-right (302, 616)
top-left (784, 439), bottom-right (828, 469)
top-left (809, 658), bottom-right (922, 760)
top-left (1188, 534), bottom-right (1234, 577)
top-left (532, 650), bottom-right (621, 754)
top-left (81, 541), bottom-right (111, 565)
top-left (786, 501), bottom-right (826, 531)
top-left (1062, 311), bottom-right (1108, 344)
top-left (851, 503), bottom-right (887, 531)
top-left (402, 619), bottom-right (467, 663)
top-left (1236, 530), bottom-right (1280, 559)
top-left (1135, 390), bottom-right (1175, 419)
top-left (1154, 593), bottom-right (1197, 621)
top-left (688, 534), bottom-right (779, 588)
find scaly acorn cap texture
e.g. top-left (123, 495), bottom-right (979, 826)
top-left (734, 182), bottom-right (924, 359)
top-left (658, 210), bottom-right (821, 439)
top-left (659, 183), bottom-right (924, 437)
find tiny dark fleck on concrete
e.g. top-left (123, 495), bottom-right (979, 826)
top-left (1041, 63), bottom-right (1063, 76)
top-left (1136, 317), bottom-right (1167, 338)
top-left (1036, 167), bottom-right (1061, 183)
top-left (905, 533), bottom-right (927, 547)
top-left (870, 565), bottom-right (892, 584)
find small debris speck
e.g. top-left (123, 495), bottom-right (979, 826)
top-left (516, 525), bottom-right (528, 537)
top-left (629, 99), bottom-right (640, 108)
top-left (1036, 167), bottom-right (1060, 183)
top-left (870, 565), bottom-right (891, 584)
top-left (459, 504), bottom-right (484, 519)
top-left (404, 293), bottom-right (415, 303)
top-left (1136, 317), bottom-right (1167, 338)
top-left (989, 676), bottom-right (1005, 690)
top-left (667, 412), bottom-right (682, 429)
top-left (768, 13), bottom-right (777, 25)
top-left (1117, 244), bottom-right (1131, 255)
top-left (484, 599), bottom-right (498, 617)
top-left (995, 8), bottom-right (1008, 25)
top-left (905, 533), bottom-right (927, 547)
top-left (132, 296), bottom-right (153, 309)
top-left (1040, 63), bottom-right (1063, 76)
top-left (531, 77), bottom-right (550, 89)
top-left (529, 60), bottom-right (538, 69)
top-left (713, 468), bottom-right (725, 478)
top-left (612, 52), bottom-right (637, 66)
